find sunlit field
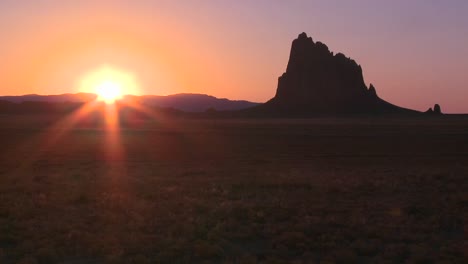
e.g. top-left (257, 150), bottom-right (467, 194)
top-left (0, 114), bottom-right (467, 263)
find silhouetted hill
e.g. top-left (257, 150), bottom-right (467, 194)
top-left (126, 94), bottom-right (259, 112)
top-left (251, 33), bottom-right (422, 116)
top-left (0, 93), bottom-right (97, 103)
top-left (0, 100), bottom-right (83, 114)
top-left (0, 93), bottom-right (259, 112)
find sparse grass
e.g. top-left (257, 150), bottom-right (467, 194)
top-left (0, 116), bottom-right (467, 263)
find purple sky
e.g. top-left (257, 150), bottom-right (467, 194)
top-left (1, 1), bottom-right (467, 112)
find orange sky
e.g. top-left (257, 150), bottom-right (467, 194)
top-left (1, 1), bottom-right (468, 112)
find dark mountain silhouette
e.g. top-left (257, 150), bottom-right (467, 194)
top-left (0, 100), bottom-right (83, 114)
top-left (126, 94), bottom-right (259, 112)
top-left (0, 93), bottom-right (259, 112)
top-left (0, 93), bottom-right (97, 103)
top-left (251, 32), bottom-right (424, 116)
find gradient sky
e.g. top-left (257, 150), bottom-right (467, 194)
top-left (1, 1), bottom-right (467, 112)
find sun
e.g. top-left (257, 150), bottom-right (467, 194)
top-left (79, 65), bottom-right (139, 103)
top-left (95, 80), bottom-right (123, 103)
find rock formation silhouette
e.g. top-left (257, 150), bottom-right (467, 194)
top-left (425, 104), bottom-right (443, 115)
top-left (257, 32), bottom-right (419, 115)
top-left (434, 104), bottom-right (442, 114)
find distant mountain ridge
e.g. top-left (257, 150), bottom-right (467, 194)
top-left (126, 94), bottom-right (259, 112)
top-left (0, 93), bottom-right (97, 103)
top-left (0, 93), bottom-right (259, 112)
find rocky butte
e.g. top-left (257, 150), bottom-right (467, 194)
top-left (253, 32), bottom-right (440, 116)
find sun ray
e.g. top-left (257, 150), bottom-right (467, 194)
top-left (119, 97), bottom-right (167, 122)
top-left (102, 103), bottom-right (123, 162)
top-left (10, 101), bottom-right (100, 174)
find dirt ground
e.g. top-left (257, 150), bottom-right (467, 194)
top-left (0, 114), bottom-right (467, 263)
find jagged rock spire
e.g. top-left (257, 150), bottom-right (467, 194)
top-left (263, 32), bottom-right (417, 115)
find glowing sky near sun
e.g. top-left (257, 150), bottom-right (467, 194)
top-left (0, 1), bottom-right (467, 112)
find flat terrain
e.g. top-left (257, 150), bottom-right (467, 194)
top-left (0, 114), bottom-right (467, 263)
